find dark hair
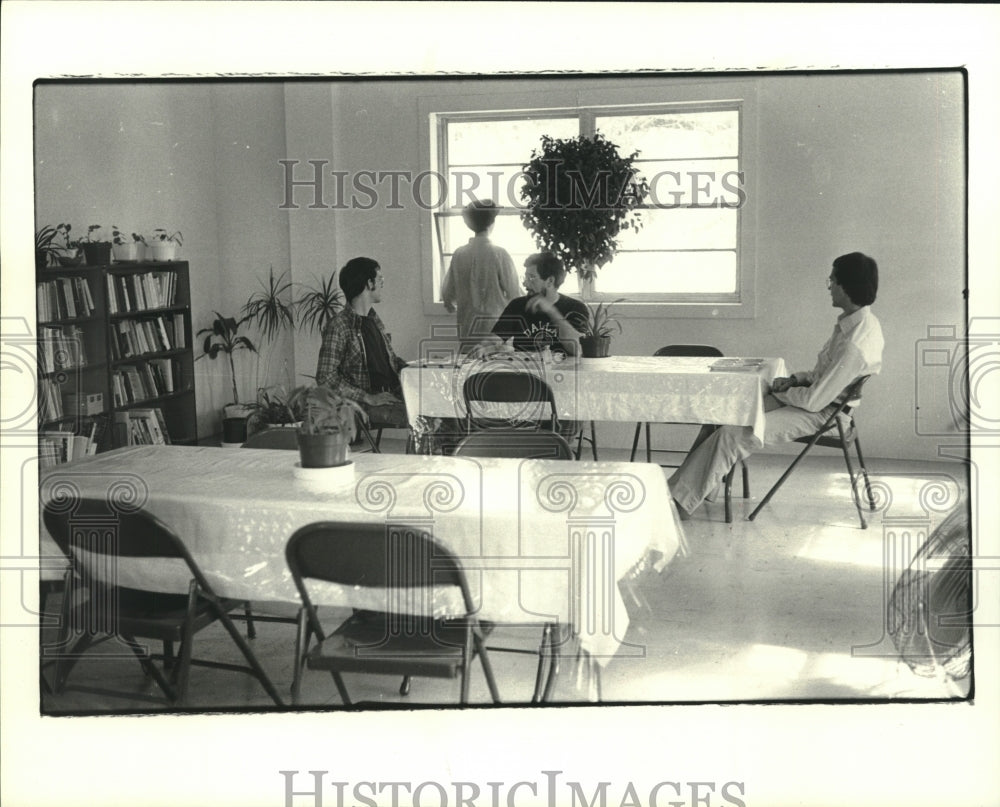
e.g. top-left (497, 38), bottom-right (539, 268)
top-left (525, 252), bottom-right (566, 288)
top-left (832, 252), bottom-right (878, 306)
top-left (462, 199), bottom-right (499, 233)
top-left (338, 257), bottom-right (380, 303)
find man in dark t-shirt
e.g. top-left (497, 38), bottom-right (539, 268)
top-left (471, 252), bottom-right (588, 357)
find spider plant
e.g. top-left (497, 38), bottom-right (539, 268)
top-left (579, 298), bottom-right (625, 338)
top-left (295, 272), bottom-right (344, 335)
top-left (243, 267), bottom-right (295, 341)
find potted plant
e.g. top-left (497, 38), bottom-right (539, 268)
top-left (520, 133), bottom-right (649, 297)
top-left (35, 225), bottom-right (64, 270)
top-left (78, 224), bottom-right (113, 266)
top-left (45, 223), bottom-right (84, 266)
top-left (151, 229), bottom-right (183, 261)
top-left (196, 312), bottom-right (258, 444)
top-left (248, 384), bottom-right (304, 429)
top-left (288, 384), bottom-right (367, 468)
top-left (578, 298), bottom-right (624, 358)
top-left (295, 271), bottom-right (344, 335)
top-left (111, 226), bottom-right (146, 262)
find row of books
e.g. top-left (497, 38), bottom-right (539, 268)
top-left (110, 313), bottom-right (186, 360)
top-left (112, 359), bottom-right (178, 405)
top-left (38, 378), bottom-right (63, 422)
top-left (38, 425), bottom-right (100, 467)
top-left (36, 276), bottom-right (96, 322)
top-left (106, 271), bottom-right (178, 314)
top-left (114, 408), bottom-right (171, 446)
top-left (38, 325), bottom-right (88, 374)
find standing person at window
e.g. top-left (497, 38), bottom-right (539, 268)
top-left (669, 252), bottom-right (883, 517)
top-left (315, 257), bottom-right (409, 429)
top-left (469, 252), bottom-right (588, 358)
top-left (440, 199), bottom-right (520, 351)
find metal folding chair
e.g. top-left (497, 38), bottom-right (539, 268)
top-left (285, 521), bottom-right (500, 706)
top-left (748, 375), bottom-right (876, 528)
top-left (42, 499), bottom-right (284, 706)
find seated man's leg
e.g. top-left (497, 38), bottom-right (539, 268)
top-left (668, 404), bottom-right (833, 515)
top-left (668, 425), bottom-right (756, 514)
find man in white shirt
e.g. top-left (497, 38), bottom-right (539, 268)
top-left (669, 252), bottom-right (884, 517)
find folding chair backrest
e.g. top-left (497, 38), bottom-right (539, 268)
top-left (462, 371), bottom-right (558, 430)
top-left (43, 498), bottom-right (183, 561)
top-left (242, 428), bottom-right (298, 450)
top-left (285, 521), bottom-right (473, 611)
top-left (841, 374), bottom-right (871, 409)
top-left (453, 428), bottom-right (574, 460)
top-left (653, 344), bottom-right (724, 358)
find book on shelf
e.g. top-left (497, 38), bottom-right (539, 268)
top-left (38, 324), bottom-right (87, 372)
top-left (114, 408), bottom-right (170, 446)
top-left (36, 276), bottom-right (95, 322)
top-left (38, 426), bottom-right (99, 467)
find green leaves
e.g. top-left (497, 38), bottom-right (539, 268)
top-left (243, 267), bottom-right (295, 342)
top-left (288, 384), bottom-right (367, 437)
top-left (196, 311), bottom-right (258, 359)
top-left (520, 133), bottom-right (650, 277)
top-left (295, 272), bottom-right (344, 335)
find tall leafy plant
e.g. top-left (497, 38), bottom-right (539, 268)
top-left (196, 312), bottom-right (258, 405)
top-left (520, 133), bottom-right (649, 281)
top-left (296, 272), bottom-right (344, 335)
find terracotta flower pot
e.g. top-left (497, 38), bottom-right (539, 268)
top-left (297, 432), bottom-right (350, 468)
top-left (580, 335), bottom-right (612, 358)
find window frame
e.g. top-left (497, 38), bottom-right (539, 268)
top-left (418, 79), bottom-right (758, 319)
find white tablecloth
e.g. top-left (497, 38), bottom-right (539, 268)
top-left (39, 445), bottom-right (681, 662)
top-left (401, 355), bottom-right (787, 440)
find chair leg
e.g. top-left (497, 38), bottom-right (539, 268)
top-left (723, 464), bottom-right (735, 524)
top-left (532, 624), bottom-right (553, 703)
top-left (374, 428), bottom-right (384, 450)
top-left (589, 421), bottom-right (598, 461)
top-left (399, 676), bottom-right (411, 696)
top-left (853, 430), bottom-right (876, 510)
top-left (330, 671), bottom-right (352, 705)
top-left (645, 423), bottom-right (652, 463)
top-left (629, 423), bottom-right (642, 462)
top-left (474, 631), bottom-right (501, 703)
top-left (741, 460), bottom-right (751, 499)
top-left (243, 602), bottom-right (256, 640)
top-left (212, 599), bottom-right (285, 706)
top-left (357, 421), bottom-right (381, 454)
top-left (125, 632), bottom-right (177, 701)
top-left (836, 420), bottom-right (868, 530)
top-left (748, 436), bottom-right (821, 521)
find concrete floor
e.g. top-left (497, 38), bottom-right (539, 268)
top-left (38, 445), bottom-right (970, 714)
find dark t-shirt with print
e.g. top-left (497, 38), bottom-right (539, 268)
top-left (491, 294), bottom-right (589, 353)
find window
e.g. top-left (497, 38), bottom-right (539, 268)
top-left (425, 86), bottom-right (755, 317)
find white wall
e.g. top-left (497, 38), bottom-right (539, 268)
top-left (34, 73), bottom-right (965, 461)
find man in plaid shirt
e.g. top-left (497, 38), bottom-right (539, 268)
top-left (315, 257), bottom-right (409, 430)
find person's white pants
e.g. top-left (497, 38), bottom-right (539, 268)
top-left (668, 396), bottom-right (836, 514)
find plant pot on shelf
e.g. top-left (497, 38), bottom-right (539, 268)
top-left (55, 248), bottom-right (84, 267)
top-left (112, 243), bottom-right (137, 262)
top-left (580, 335), bottom-right (612, 358)
top-left (222, 417), bottom-right (249, 446)
top-left (296, 432), bottom-right (350, 468)
top-left (81, 243), bottom-right (112, 266)
top-left (151, 242), bottom-right (178, 261)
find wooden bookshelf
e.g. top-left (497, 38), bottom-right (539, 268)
top-left (36, 260), bottom-right (197, 451)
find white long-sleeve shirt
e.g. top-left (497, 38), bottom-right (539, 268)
top-left (773, 305), bottom-right (884, 412)
top-left (440, 234), bottom-right (520, 341)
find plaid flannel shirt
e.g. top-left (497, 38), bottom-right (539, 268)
top-left (315, 306), bottom-right (407, 404)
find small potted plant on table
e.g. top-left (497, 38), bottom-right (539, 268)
top-left (578, 298), bottom-right (624, 358)
top-left (288, 384), bottom-right (366, 468)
